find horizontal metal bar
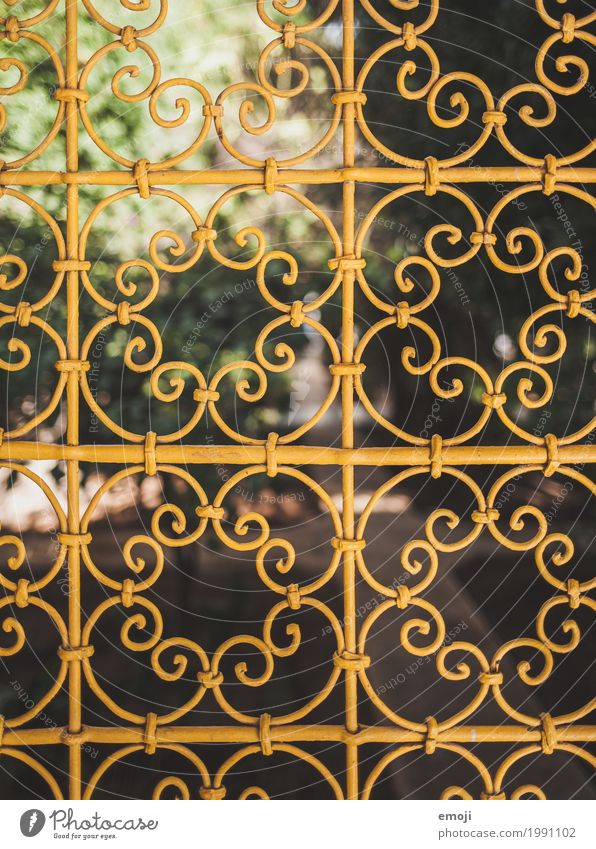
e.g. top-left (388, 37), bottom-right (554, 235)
top-left (2, 724), bottom-right (594, 747)
top-left (0, 166), bottom-right (594, 188)
top-left (1, 442), bottom-right (595, 467)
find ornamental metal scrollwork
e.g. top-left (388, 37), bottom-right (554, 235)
top-left (0, 0), bottom-right (593, 800)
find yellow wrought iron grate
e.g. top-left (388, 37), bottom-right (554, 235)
top-left (0, 0), bottom-right (594, 800)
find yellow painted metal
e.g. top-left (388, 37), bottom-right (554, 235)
top-left (0, 0), bottom-right (595, 800)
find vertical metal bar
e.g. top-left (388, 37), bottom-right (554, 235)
top-left (65, 0), bottom-right (82, 800)
top-left (341, 0), bottom-right (359, 801)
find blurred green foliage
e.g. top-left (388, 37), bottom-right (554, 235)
top-left (1, 0), bottom-right (594, 454)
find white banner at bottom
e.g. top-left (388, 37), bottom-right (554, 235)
top-left (0, 799), bottom-right (593, 849)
